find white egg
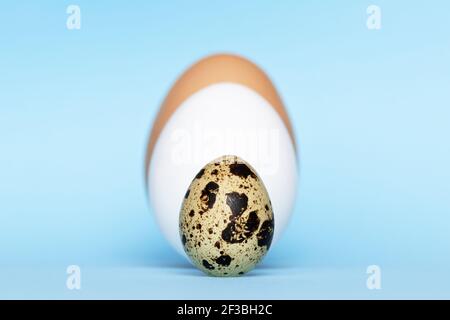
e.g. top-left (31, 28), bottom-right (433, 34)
top-left (148, 82), bottom-right (298, 256)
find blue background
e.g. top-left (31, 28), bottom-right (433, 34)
top-left (0, 1), bottom-right (449, 298)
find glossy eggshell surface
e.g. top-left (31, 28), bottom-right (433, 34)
top-left (179, 156), bottom-right (274, 276)
top-left (148, 82), bottom-right (297, 257)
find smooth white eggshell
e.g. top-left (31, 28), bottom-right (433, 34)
top-left (148, 83), bottom-right (298, 257)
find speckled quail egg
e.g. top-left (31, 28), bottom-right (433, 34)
top-left (179, 155), bottom-right (274, 276)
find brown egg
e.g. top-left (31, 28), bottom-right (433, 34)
top-left (145, 53), bottom-right (298, 259)
top-left (145, 54), bottom-right (297, 181)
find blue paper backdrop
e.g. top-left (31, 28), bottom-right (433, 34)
top-left (0, 1), bottom-right (449, 298)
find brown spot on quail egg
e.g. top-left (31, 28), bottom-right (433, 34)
top-left (179, 155), bottom-right (274, 276)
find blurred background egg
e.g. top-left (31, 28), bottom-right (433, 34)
top-left (145, 54), bottom-right (298, 257)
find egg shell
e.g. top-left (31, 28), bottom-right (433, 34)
top-left (149, 82), bottom-right (297, 257)
top-left (179, 155), bottom-right (274, 276)
top-left (146, 54), bottom-right (298, 257)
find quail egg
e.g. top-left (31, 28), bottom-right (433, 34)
top-left (179, 155), bottom-right (274, 276)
